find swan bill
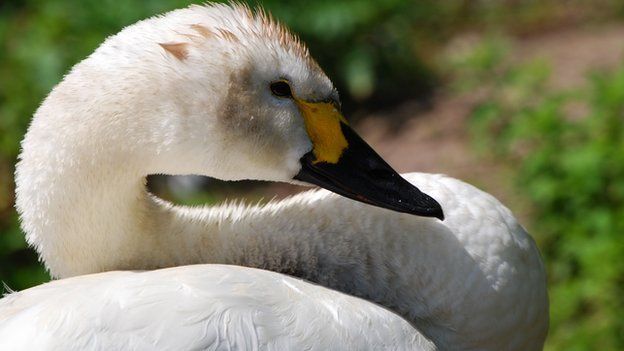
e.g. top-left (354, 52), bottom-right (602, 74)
top-left (294, 121), bottom-right (445, 220)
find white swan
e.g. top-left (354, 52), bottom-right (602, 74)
top-left (2, 4), bottom-right (548, 350)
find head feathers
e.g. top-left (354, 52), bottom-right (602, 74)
top-left (159, 3), bottom-right (312, 65)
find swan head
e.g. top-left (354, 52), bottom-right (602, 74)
top-left (38, 4), bottom-right (443, 219)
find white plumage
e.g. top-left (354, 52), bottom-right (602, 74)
top-left (2, 3), bottom-right (549, 350)
top-left (0, 265), bottom-right (435, 350)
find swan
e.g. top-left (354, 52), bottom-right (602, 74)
top-left (2, 3), bottom-right (548, 350)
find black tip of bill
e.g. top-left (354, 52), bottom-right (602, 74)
top-left (294, 122), bottom-right (444, 221)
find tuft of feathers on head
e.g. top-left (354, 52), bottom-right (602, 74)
top-left (159, 42), bottom-right (190, 60)
top-left (158, 2), bottom-right (311, 64)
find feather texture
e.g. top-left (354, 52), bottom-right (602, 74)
top-left (0, 265), bottom-right (435, 351)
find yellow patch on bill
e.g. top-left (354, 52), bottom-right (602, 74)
top-left (296, 100), bottom-right (348, 164)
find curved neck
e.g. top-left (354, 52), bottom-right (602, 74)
top-left (17, 147), bottom-right (435, 323)
top-left (15, 129), bottom-right (413, 309)
top-left (14, 122), bottom-right (386, 285)
top-left (15, 143), bottom-right (543, 350)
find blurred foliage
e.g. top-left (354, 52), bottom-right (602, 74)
top-left (2, 1), bottom-right (624, 350)
top-left (456, 39), bottom-right (624, 349)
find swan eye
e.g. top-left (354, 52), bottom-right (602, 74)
top-left (270, 81), bottom-right (292, 98)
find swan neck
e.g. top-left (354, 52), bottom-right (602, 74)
top-left (16, 142), bottom-right (158, 277)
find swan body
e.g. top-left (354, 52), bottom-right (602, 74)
top-left (0, 265), bottom-right (436, 350)
top-left (5, 3), bottom-right (548, 350)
